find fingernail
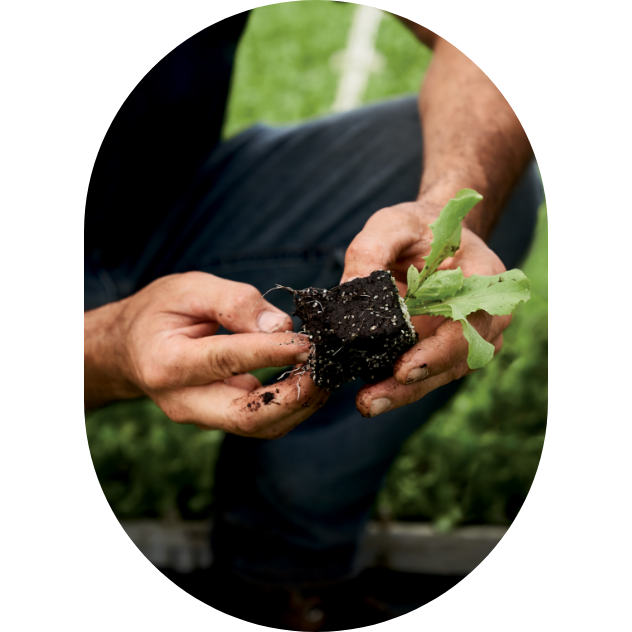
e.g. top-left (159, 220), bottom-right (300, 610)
top-left (406, 366), bottom-right (429, 384)
top-left (258, 311), bottom-right (287, 333)
top-left (370, 398), bottom-right (392, 417)
top-left (295, 351), bottom-right (310, 363)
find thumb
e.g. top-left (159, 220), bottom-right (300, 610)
top-left (182, 273), bottom-right (294, 334)
top-left (341, 234), bottom-right (392, 284)
top-left (341, 205), bottom-right (433, 284)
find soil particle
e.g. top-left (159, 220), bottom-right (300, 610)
top-left (290, 270), bottom-right (418, 390)
top-left (244, 391), bottom-right (278, 412)
top-left (260, 391), bottom-right (277, 405)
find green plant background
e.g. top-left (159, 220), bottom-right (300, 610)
top-left (86, 2), bottom-right (547, 531)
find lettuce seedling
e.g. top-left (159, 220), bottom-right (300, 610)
top-left (403, 189), bottom-right (531, 369)
top-left (285, 189), bottom-right (530, 390)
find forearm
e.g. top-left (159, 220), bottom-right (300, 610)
top-left (84, 301), bottom-right (141, 410)
top-left (417, 37), bottom-right (533, 240)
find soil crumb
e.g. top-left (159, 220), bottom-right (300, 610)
top-left (261, 392), bottom-right (276, 405)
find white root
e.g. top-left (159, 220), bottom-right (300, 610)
top-left (291, 364), bottom-right (310, 400)
top-left (276, 368), bottom-right (296, 381)
top-left (296, 371), bottom-right (304, 400)
top-left (250, 284), bottom-right (296, 312)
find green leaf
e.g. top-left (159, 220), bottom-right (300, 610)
top-left (418, 189), bottom-right (483, 285)
top-left (410, 270), bottom-right (531, 319)
top-left (459, 319), bottom-right (495, 369)
top-left (409, 270), bottom-right (531, 369)
top-left (398, 189), bottom-right (530, 370)
top-left (405, 264), bottom-right (421, 299)
top-left (406, 268), bottom-right (464, 309)
top-left (453, 270), bottom-right (532, 316)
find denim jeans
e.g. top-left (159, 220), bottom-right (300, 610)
top-left (85, 96), bottom-right (543, 587)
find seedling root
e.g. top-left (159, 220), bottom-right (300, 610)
top-left (251, 284), bottom-right (296, 312)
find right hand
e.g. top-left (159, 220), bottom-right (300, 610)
top-left (84, 271), bottom-right (329, 439)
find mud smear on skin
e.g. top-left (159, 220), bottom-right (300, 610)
top-left (245, 391), bottom-right (280, 412)
top-left (241, 383), bottom-right (328, 415)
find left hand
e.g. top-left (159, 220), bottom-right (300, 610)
top-left (341, 200), bottom-right (510, 418)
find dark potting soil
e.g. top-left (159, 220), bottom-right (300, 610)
top-left (291, 270), bottom-right (418, 389)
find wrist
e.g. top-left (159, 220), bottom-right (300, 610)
top-left (84, 299), bottom-right (141, 410)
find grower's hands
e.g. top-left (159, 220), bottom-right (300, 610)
top-left (85, 272), bottom-right (329, 438)
top-left (341, 200), bottom-right (510, 417)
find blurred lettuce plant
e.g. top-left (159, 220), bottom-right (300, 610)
top-left (376, 205), bottom-right (547, 530)
top-left (86, 399), bottom-right (224, 519)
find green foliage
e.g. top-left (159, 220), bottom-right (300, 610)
top-left (409, 269), bottom-right (531, 369)
top-left (405, 190), bottom-right (531, 369)
top-left (377, 205), bottom-right (547, 530)
top-left (406, 268), bottom-right (464, 304)
top-left (86, 399), bottom-right (224, 519)
top-left (410, 189), bottom-right (483, 287)
top-left (364, 10), bottom-right (433, 103)
top-left (223, 1), bottom-right (355, 138)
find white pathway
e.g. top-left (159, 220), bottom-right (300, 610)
top-left (331, 5), bottom-right (384, 112)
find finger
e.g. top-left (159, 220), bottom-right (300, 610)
top-left (411, 314), bottom-right (445, 341)
top-left (244, 379), bottom-right (331, 440)
top-left (357, 332), bottom-right (506, 418)
top-left (158, 368), bottom-right (329, 438)
top-left (341, 209), bottom-right (426, 283)
top-left (341, 234), bottom-right (391, 284)
top-left (192, 406), bottom-right (310, 435)
top-left (181, 322), bottom-right (221, 338)
top-left (177, 271), bottom-right (294, 334)
top-left (148, 331), bottom-right (311, 390)
top-left (223, 373), bottom-right (262, 391)
top-left (492, 333), bottom-right (504, 356)
top-left (233, 370), bottom-right (330, 439)
top-left (393, 312), bottom-right (510, 385)
top-left (357, 357), bottom-right (469, 418)
top-left (356, 364), bottom-right (467, 418)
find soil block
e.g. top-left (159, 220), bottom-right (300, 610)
top-left (291, 270), bottom-right (418, 389)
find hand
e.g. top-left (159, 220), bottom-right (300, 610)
top-left (84, 272), bottom-right (329, 438)
top-left (341, 200), bottom-right (509, 417)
